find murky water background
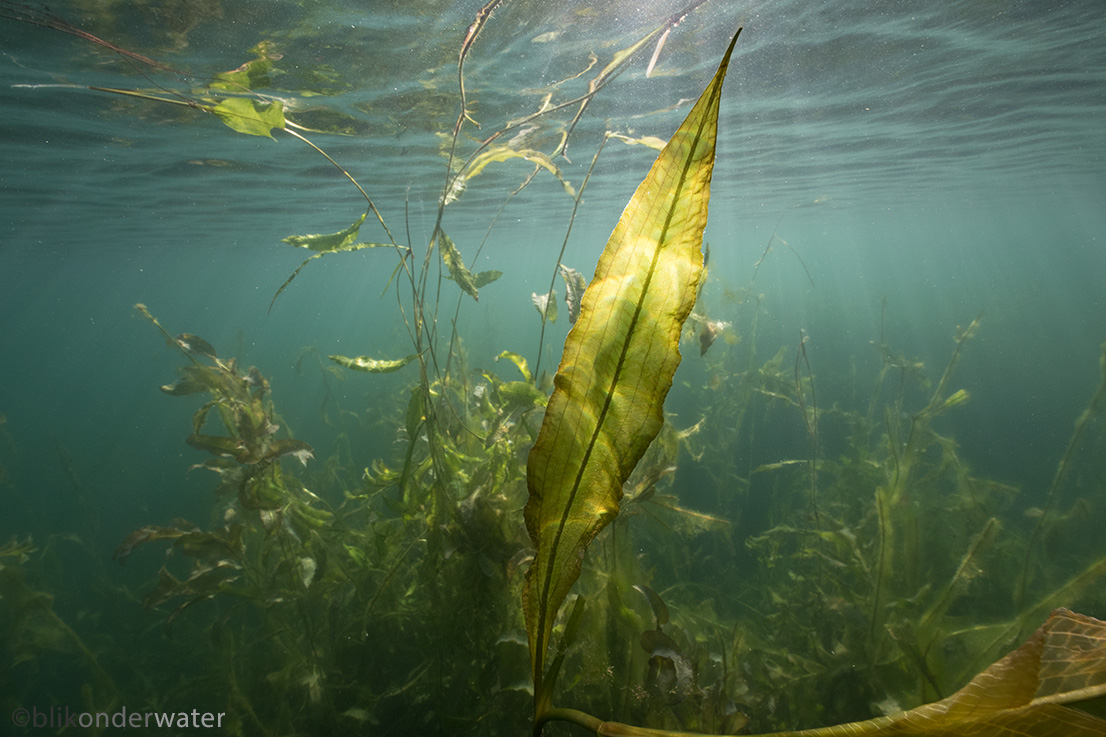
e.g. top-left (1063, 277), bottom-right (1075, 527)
top-left (1, 0), bottom-right (1104, 733)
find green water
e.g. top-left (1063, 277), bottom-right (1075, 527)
top-left (1, 1), bottom-right (1105, 735)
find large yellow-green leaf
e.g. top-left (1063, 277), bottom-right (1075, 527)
top-left (758, 608), bottom-right (1106, 737)
top-left (522, 29), bottom-right (741, 707)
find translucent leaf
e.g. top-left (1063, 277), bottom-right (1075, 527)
top-left (496, 351), bottom-right (533, 383)
top-left (523, 30), bottom-right (738, 706)
top-left (271, 211), bottom-right (407, 310)
top-left (210, 53), bottom-right (274, 92)
top-left (445, 269), bottom-right (502, 288)
top-left (439, 231), bottom-right (479, 301)
top-left (213, 96), bottom-right (285, 139)
top-left (460, 146), bottom-right (575, 199)
top-left (532, 290), bottom-right (557, 324)
top-left (559, 265), bottom-right (587, 324)
top-left (298, 556), bottom-right (317, 588)
top-left (608, 132), bottom-right (667, 151)
top-left (282, 212), bottom-right (368, 253)
top-left (498, 381), bottom-right (548, 411)
top-left (175, 333), bottom-right (217, 358)
top-left (329, 354), bottom-right (418, 374)
top-left (475, 270), bottom-right (503, 287)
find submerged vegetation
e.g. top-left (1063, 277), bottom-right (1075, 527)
top-left (2, 2), bottom-right (1106, 736)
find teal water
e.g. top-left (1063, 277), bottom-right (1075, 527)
top-left (1, 1), bottom-right (1105, 734)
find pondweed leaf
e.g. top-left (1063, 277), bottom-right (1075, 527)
top-left (283, 212), bottom-right (368, 253)
top-left (175, 333), bottom-right (217, 359)
top-left (608, 132), bottom-right (667, 151)
top-left (460, 146), bottom-right (575, 199)
top-left (633, 585), bottom-right (670, 628)
top-left (439, 231), bottom-right (479, 300)
top-left (113, 525), bottom-right (190, 566)
top-left (532, 290), bottom-right (557, 324)
top-left (213, 96), bottom-right (285, 139)
top-left (266, 438), bottom-right (315, 466)
top-left (187, 433), bottom-right (247, 461)
top-left (559, 265), bottom-right (587, 324)
top-left (210, 43), bottom-right (277, 92)
top-left (498, 381), bottom-right (548, 412)
top-left (329, 354), bottom-right (418, 374)
top-left (272, 211), bottom-right (405, 311)
top-left (496, 351), bottom-right (533, 383)
top-left (523, 29), bottom-right (740, 716)
top-left (160, 374), bottom-right (210, 396)
top-left (474, 270), bottom-right (503, 288)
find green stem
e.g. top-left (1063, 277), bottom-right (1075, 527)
top-left (45, 609), bottom-right (121, 703)
top-left (536, 707), bottom-right (603, 735)
top-left (1017, 341), bottom-right (1106, 606)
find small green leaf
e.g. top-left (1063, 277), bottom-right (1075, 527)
top-left (187, 433), bottom-right (246, 460)
top-left (213, 96), bottom-right (285, 139)
top-left (265, 438), bottom-right (315, 466)
top-left (283, 212), bottom-right (368, 252)
top-left (272, 212), bottom-right (408, 311)
top-left (446, 269), bottom-right (502, 288)
top-left (559, 265), bottom-right (587, 324)
top-left (297, 556), bottom-right (317, 588)
top-left (439, 231), bottom-right (479, 301)
top-left (462, 146), bottom-right (576, 198)
top-left (329, 354), bottom-right (418, 374)
top-left (498, 381), bottom-right (548, 411)
top-left (495, 351), bottom-right (533, 383)
top-left (475, 270), bottom-right (503, 287)
top-left (405, 387), bottom-right (425, 439)
top-left (175, 333), bottom-right (217, 359)
top-left (114, 525), bottom-right (191, 565)
top-left (160, 375), bottom-right (209, 396)
top-left (532, 290), bottom-right (557, 324)
top-left (343, 543), bottom-right (367, 567)
top-left (211, 59), bottom-right (273, 92)
top-left (608, 132), bottom-right (667, 151)
top-left (210, 42), bottom-right (278, 92)
top-left (935, 388), bottom-right (971, 415)
top-left (633, 584), bottom-right (670, 628)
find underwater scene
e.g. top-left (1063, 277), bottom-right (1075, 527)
top-left (2, 0), bottom-right (1106, 735)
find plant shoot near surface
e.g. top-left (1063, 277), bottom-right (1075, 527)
top-left (1, 2), bottom-right (1106, 736)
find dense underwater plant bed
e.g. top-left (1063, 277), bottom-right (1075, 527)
top-left (2, 2), bottom-right (1106, 736)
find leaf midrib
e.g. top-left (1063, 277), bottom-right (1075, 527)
top-left (534, 67), bottom-right (725, 675)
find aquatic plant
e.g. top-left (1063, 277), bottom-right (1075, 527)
top-left (1, 536), bottom-right (122, 721)
top-left (3, 3), bottom-right (1106, 736)
top-left (511, 27), bottom-right (1106, 737)
top-left (525, 26), bottom-right (738, 733)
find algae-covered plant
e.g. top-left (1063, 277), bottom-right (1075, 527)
top-left (2, 2), bottom-right (1106, 736)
